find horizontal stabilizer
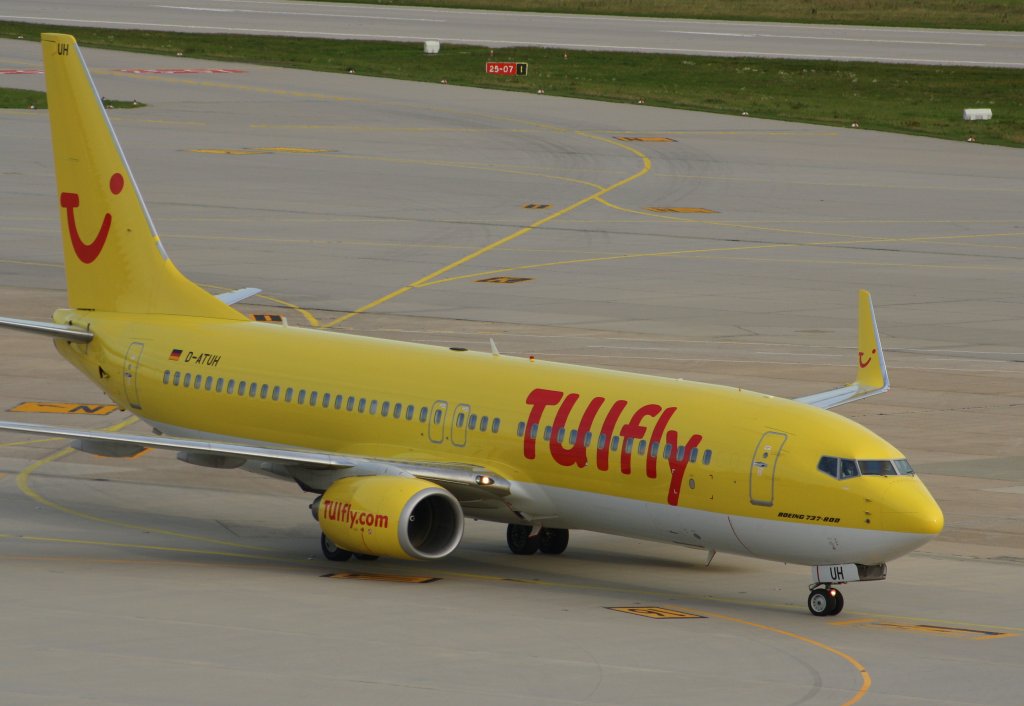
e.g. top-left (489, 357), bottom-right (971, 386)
top-left (795, 290), bottom-right (890, 410)
top-left (0, 315), bottom-right (93, 342)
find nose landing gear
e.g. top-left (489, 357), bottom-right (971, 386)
top-left (807, 584), bottom-right (844, 616)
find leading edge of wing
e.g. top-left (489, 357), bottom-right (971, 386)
top-left (794, 290), bottom-right (890, 410)
top-left (0, 420), bottom-right (510, 496)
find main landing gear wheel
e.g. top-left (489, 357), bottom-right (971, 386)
top-left (807, 586), bottom-right (844, 617)
top-left (321, 533), bottom-right (352, 562)
top-left (506, 524), bottom-right (540, 555)
top-left (538, 527), bottom-right (569, 555)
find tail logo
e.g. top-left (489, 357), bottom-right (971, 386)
top-left (858, 348), bottom-right (876, 369)
top-left (60, 172), bottom-right (124, 264)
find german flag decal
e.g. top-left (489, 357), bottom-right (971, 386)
top-left (169, 349), bottom-right (182, 361)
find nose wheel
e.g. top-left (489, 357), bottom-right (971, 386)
top-left (807, 585), bottom-right (844, 616)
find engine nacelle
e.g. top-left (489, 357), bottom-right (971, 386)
top-left (314, 476), bottom-right (464, 560)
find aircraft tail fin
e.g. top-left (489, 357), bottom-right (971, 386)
top-left (42, 33), bottom-right (244, 319)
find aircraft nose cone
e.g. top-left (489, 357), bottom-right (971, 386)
top-left (880, 480), bottom-right (944, 536)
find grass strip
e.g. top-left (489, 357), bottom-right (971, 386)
top-left (0, 21), bottom-right (1018, 145)
top-left (0, 86), bottom-right (140, 110)
top-left (316, 0), bottom-right (1024, 32)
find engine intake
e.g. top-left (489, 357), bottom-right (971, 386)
top-left (313, 476), bottom-right (463, 560)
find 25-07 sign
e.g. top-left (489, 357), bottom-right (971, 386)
top-left (486, 62), bottom-right (528, 76)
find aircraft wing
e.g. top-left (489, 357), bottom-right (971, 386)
top-left (794, 290), bottom-right (890, 410)
top-left (0, 420), bottom-right (511, 501)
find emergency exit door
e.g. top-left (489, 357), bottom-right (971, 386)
top-left (749, 431), bottom-right (787, 507)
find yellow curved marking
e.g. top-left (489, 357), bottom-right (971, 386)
top-left (702, 608), bottom-right (871, 706)
top-left (15, 419), bottom-right (272, 552)
top-left (325, 132), bottom-right (651, 327)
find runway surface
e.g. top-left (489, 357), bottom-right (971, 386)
top-left (1, 38), bottom-right (1023, 705)
top-left (3, 0), bottom-right (1024, 67)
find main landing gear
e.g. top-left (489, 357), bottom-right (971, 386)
top-left (320, 533), bottom-right (378, 562)
top-left (506, 524), bottom-right (569, 555)
top-left (807, 584), bottom-right (844, 617)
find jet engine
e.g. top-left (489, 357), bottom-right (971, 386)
top-left (312, 476), bottom-right (463, 560)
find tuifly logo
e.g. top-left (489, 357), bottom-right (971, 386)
top-left (60, 172), bottom-right (124, 264)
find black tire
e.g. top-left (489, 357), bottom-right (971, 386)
top-left (354, 553), bottom-right (379, 561)
top-left (808, 587), bottom-right (837, 617)
top-left (506, 524), bottom-right (539, 555)
top-left (538, 527), bottom-right (569, 555)
top-left (829, 590), bottom-right (845, 616)
top-left (321, 533), bottom-right (352, 562)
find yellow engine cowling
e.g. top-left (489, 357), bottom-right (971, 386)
top-left (315, 476), bottom-right (464, 560)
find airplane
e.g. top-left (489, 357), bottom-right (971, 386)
top-left (0, 34), bottom-right (943, 617)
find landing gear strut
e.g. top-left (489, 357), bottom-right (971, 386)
top-left (506, 524), bottom-right (570, 555)
top-left (807, 585), bottom-right (844, 616)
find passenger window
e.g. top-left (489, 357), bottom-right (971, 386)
top-left (456, 412), bottom-right (464, 427)
top-left (309, 391), bottom-right (318, 406)
top-left (237, 381), bottom-right (246, 396)
top-left (611, 436), bottom-right (620, 451)
top-left (584, 431), bottom-right (592, 447)
top-left (517, 421), bottom-right (525, 438)
top-left (370, 400), bottom-right (378, 414)
top-left (296, 389), bottom-right (306, 405)
top-left (690, 447), bottom-right (698, 463)
top-left (382, 401), bottom-right (390, 417)
top-left (702, 450), bottom-right (712, 465)
top-left (205, 377), bottom-right (213, 392)
top-left (419, 407), bottom-right (427, 422)
top-left (664, 443), bottom-right (673, 460)
top-left (529, 423), bottom-right (538, 440)
top-left (163, 370), bottom-right (170, 385)
top-left (406, 406), bottom-right (414, 421)
top-left (194, 375), bottom-right (202, 390)
top-left (183, 373), bottom-right (192, 387)
top-left (335, 395), bottom-right (344, 411)
top-left (623, 438), bottom-right (634, 454)
top-left (480, 415), bottom-right (489, 431)
top-left (359, 398), bottom-right (367, 413)
top-left (322, 393), bottom-right (331, 409)
top-left (432, 408), bottom-right (442, 424)
top-left (637, 439), bottom-right (647, 456)
top-left (468, 414), bottom-right (477, 430)
top-left (649, 441), bottom-right (659, 457)
top-left (272, 386), bottom-right (281, 401)
top-left (285, 387), bottom-right (293, 403)
top-left (173, 371), bottom-right (181, 386)
top-left (261, 384), bottom-right (269, 399)
top-left (676, 446), bottom-right (685, 462)
top-left (492, 418), bottom-right (500, 433)
top-left (249, 384), bottom-right (257, 398)
top-left (347, 397), bottom-right (355, 412)
top-left (216, 377), bottom-right (224, 393)
top-left (544, 426), bottom-right (552, 441)
top-left (394, 403), bottom-right (402, 418)
top-left (557, 428), bottom-right (565, 443)
top-left (598, 433), bottom-right (607, 450)
top-left (226, 379), bottom-right (235, 394)
top-left (569, 429), bottom-right (577, 444)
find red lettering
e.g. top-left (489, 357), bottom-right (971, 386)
top-left (550, 395), bottom-right (604, 468)
top-left (523, 388), bottom-right (563, 460)
top-left (619, 404), bottom-right (661, 475)
top-left (666, 433), bottom-right (703, 506)
top-left (646, 407), bottom-right (677, 479)
top-left (596, 399), bottom-right (628, 471)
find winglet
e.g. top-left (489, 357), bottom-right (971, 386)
top-left (794, 290), bottom-right (890, 410)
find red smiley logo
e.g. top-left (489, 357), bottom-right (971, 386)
top-left (858, 348), bottom-right (877, 369)
top-left (60, 172), bottom-right (124, 264)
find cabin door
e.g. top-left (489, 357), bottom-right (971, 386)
top-left (749, 431), bottom-right (787, 507)
top-left (427, 400), bottom-right (448, 443)
top-left (123, 342), bottom-right (144, 410)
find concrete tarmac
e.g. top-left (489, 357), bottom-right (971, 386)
top-left (3, 0), bottom-right (1024, 67)
top-left (1, 39), bottom-right (1023, 705)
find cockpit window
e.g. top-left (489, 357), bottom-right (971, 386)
top-left (817, 456), bottom-right (915, 479)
